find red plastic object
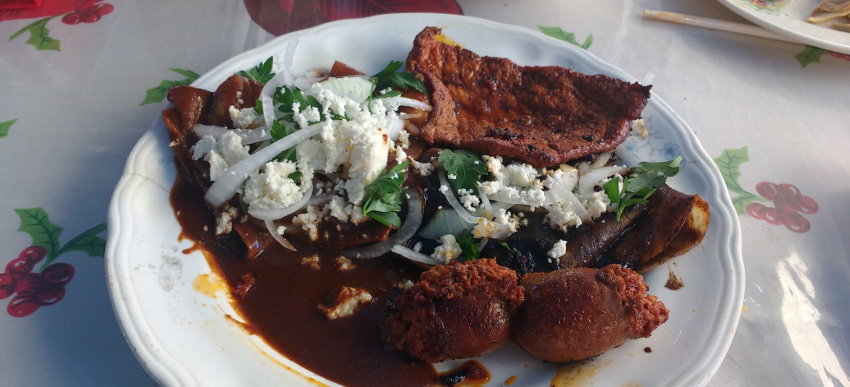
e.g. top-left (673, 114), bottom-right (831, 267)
top-left (0, 0), bottom-right (42, 10)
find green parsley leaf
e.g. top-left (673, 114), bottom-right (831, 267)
top-left (438, 149), bottom-right (489, 194)
top-left (603, 157), bottom-right (682, 221)
top-left (362, 162), bottom-right (409, 227)
top-left (270, 120), bottom-right (297, 162)
top-left (371, 60), bottom-right (427, 95)
top-left (500, 242), bottom-right (517, 254)
top-left (238, 57), bottom-right (276, 84)
top-left (457, 229), bottom-right (480, 260)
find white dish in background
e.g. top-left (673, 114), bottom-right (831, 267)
top-left (717, 0), bottom-right (850, 54)
top-left (106, 13), bottom-right (744, 387)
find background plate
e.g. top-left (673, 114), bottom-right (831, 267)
top-left (717, 0), bottom-right (850, 54)
top-left (106, 13), bottom-right (744, 387)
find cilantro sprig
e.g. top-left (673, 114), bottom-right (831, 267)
top-left (238, 57), bottom-right (275, 84)
top-left (362, 162), bottom-right (409, 227)
top-left (438, 149), bottom-right (489, 194)
top-left (603, 157), bottom-right (682, 221)
top-left (457, 229), bottom-right (480, 260)
top-left (370, 60), bottom-right (427, 99)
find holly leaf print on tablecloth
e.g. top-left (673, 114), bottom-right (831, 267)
top-left (713, 147), bottom-right (766, 214)
top-left (14, 207), bottom-right (106, 269)
top-left (4, 1), bottom-right (115, 52)
top-left (0, 119), bottom-right (15, 139)
top-left (538, 26), bottom-right (593, 49)
top-left (3, 208), bottom-right (106, 317)
top-left (796, 45), bottom-right (828, 67)
top-left (141, 68), bottom-right (200, 105)
top-left (714, 147), bottom-right (817, 233)
top-left (795, 45), bottom-right (850, 67)
top-left (8, 16), bottom-right (60, 51)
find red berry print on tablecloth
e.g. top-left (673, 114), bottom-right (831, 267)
top-left (3, 0), bottom-right (115, 51)
top-left (714, 147), bottom-right (818, 233)
top-left (2, 208), bottom-right (105, 317)
top-left (61, 1), bottom-right (113, 25)
top-left (745, 182), bottom-right (818, 233)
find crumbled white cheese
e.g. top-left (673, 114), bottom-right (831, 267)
top-left (457, 189), bottom-right (480, 211)
top-left (301, 254), bottom-right (320, 270)
top-left (292, 205), bottom-right (321, 241)
top-left (214, 205), bottom-right (239, 235)
top-left (334, 256), bottom-right (355, 271)
top-left (192, 132), bottom-right (251, 181)
top-left (432, 234), bottom-right (462, 263)
top-left (242, 161), bottom-right (304, 212)
top-left (318, 287), bottom-right (373, 319)
top-left (473, 208), bottom-right (519, 239)
top-left (229, 105), bottom-right (260, 129)
top-left (325, 195), bottom-right (350, 222)
top-left (584, 190), bottom-right (613, 218)
top-left (409, 158), bottom-right (434, 176)
top-left (547, 240), bottom-right (568, 260)
top-left (544, 201), bottom-right (584, 231)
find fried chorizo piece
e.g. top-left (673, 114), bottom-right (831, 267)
top-left (381, 259), bottom-right (525, 363)
top-left (406, 27), bottom-right (652, 168)
top-left (512, 264), bottom-right (668, 362)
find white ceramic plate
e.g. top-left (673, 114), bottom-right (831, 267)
top-left (106, 13), bottom-right (744, 387)
top-left (717, 0), bottom-right (850, 54)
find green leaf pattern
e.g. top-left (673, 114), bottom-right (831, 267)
top-left (537, 26), bottom-right (593, 49)
top-left (14, 207), bottom-right (106, 271)
top-left (713, 147), bottom-right (767, 214)
top-left (0, 119), bottom-right (16, 139)
top-left (9, 16), bottom-right (62, 51)
top-left (140, 68), bottom-right (201, 105)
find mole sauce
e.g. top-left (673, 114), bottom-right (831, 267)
top-left (170, 174), bottom-right (440, 386)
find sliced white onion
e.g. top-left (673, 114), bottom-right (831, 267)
top-left (578, 165), bottom-right (628, 196)
top-left (382, 96), bottom-right (432, 111)
top-left (343, 189), bottom-right (424, 259)
top-left (486, 189), bottom-right (546, 208)
top-left (264, 219), bottom-right (296, 251)
top-left (194, 124), bottom-right (271, 145)
top-left (390, 245), bottom-right (441, 266)
top-left (387, 116), bottom-right (404, 142)
top-left (478, 185), bottom-right (493, 217)
top-left (204, 123), bottom-right (324, 208)
top-left (590, 151), bottom-right (614, 170)
top-left (418, 209), bottom-right (473, 240)
top-left (405, 121), bottom-right (420, 136)
top-left (438, 169), bottom-right (480, 224)
top-left (398, 112), bottom-right (425, 121)
top-left (319, 76), bottom-right (372, 103)
top-left (248, 183), bottom-right (313, 221)
top-left (281, 38), bottom-right (297, 85)
top-left (545, 188), bottom-right (591, 222)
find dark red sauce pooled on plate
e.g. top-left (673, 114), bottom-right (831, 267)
top-left (170, 173), bottom-right (440, 386)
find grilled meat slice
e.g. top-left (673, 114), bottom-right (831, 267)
top-left (406, 27), bottom-right (652, 168)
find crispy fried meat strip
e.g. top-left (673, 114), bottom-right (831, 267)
top-left (381, 259), bottom-right (525, 363)
top-left (513, 264), bottom-right (668, 362)
top-left (406, 27), bottom-right (652, 167)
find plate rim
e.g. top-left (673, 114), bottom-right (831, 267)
top-left (716, 0), bottom-right (850, 54)
top-left (106, 12), bottom-right (745, 387)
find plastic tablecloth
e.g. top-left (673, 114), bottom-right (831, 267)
top-left (0, 0), bottom-right (847, 385)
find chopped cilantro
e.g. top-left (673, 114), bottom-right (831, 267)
top-left (362, 162), bottom-right (409, 227)
top-left (370, 60), bottom-right (427, 98)
top-left (500, 242), bottom-right (517, 254)
top-left (438, 149), bottom-right (489, 194)
top-left (457, 229), bottom-right (480, 260)
top-left (603, 157), bottom-right (682, 221)
top-left (238, 57), bottom-right (275, 84)
top-left (270, 120), bottom-right (297, 162)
